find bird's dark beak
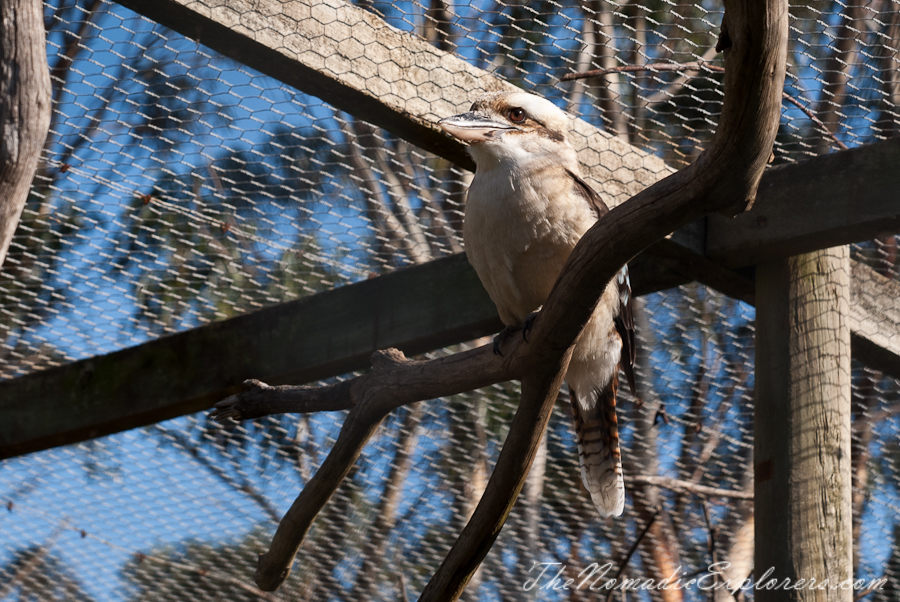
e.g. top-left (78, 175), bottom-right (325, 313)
top-left (438, 111), bottom-right (517, 143)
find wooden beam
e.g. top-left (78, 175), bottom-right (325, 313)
top-left (0, 253), bottom-right (502, 460)
top-left (755, 248), bottom-right (853, 602)
top-left (709, 137), bottom-right (900, 267)
top-left (849, 260), bottom-right (900, 377)
top-left (113, 0), bottom-right (672, 208)
top-left (2, 253), bottom-right (897, 460)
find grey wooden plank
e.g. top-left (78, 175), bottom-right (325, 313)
top-left (849, 260), bottom-right (900, 377)
top-left (114, 0), bottom-right (674, 208)
top-left (0, 253), bottom-right (502, 459)
top-left (708, 137), bottom-right (900, 267)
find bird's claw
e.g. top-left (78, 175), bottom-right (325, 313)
top-left (492, 325), bottom-right (521, 356)
top-left (522, 312), bottom-right (539, 343)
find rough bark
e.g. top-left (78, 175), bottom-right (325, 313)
top-left (0, 0), bottom-right (52, 267)
top-left (755, 247), bottom-right (853, 602)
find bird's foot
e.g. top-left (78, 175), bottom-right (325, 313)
top-left (522, 312), bottom-right (539, 343)
top-left (492, 325), bottom-right (522, 356)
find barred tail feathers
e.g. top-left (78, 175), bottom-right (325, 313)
top-left (569, 373), bottom-right (625, 517)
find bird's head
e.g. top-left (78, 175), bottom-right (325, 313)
top-left (438, 91), bottom-right (577, 170)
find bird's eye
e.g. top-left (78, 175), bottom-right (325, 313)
top-left (508, 108), bottom-right (526, 123)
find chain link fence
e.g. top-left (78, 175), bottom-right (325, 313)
top-left (1, 0), bottom-right (898, 600)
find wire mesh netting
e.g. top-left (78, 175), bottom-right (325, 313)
top-left (1, 0), bottom-right (899, 600)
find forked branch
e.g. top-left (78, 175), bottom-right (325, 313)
top-left (213, 0), bottom-right (788, 597)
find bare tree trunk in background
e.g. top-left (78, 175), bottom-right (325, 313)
top-left (628, 298), bottom-right (683, 602)
top-left (814, 2), bottom-right (864, 145)
top-left (580, 0), bottom-right (629, 139)
top-left (875, 0), bottom-right (899, 137)
top-left (508, 428), bottom-right (547, 602)
top-left (448, 394), bottom-right (488, 602)
top-left (595, 5), bottom-right (629, 139)
top-left (850, 370), bottom-right (878, 574)
top-left (0, 0), bottom-right (51, 267)
top-left (627, 1), bottom-right (647, 147)
top-left (755, 247), bottom-right (853, 602)
top-left (567, 1), bottom-right (599, 113)
top-left (423, 0), bottom-right (455, 54)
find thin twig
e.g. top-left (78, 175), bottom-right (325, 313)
top-left (561, 61), bottom-right (721, 81)
top-left (626, 475), bottom-right (753, 500)
top-left (854, 575), bottom-right (889, 601)
top-left (701, 500), bottom-right (719, 601)
top-left (141, 554), bottom-right (282, 602)
top-left (605, 511), bottom-right (660, 602)
top-left (563, 62), bottom-right (849, 151)
top-left (781, 94), bottom-right (849, 150)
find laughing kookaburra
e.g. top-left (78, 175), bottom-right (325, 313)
top-left (439, 90), bottom-right (635, 518)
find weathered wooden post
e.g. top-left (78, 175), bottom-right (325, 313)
top-left (755, 247), bottom-right (853, 601)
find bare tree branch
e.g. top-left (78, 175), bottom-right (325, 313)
top-left (0, 526), bottom-right (65, 601)
top-left (624, 300), bottom-right (683, 602)
top-left (417, 2), bottom-right (787, 596)
top-left (212, 0), bottom-right (788, 595)
top-left (627, 476), bottom-right (752, 501)
top-left (561, 60), bottom-right (721, 82)
top-left (337, 114), bottom-right (429, 265)
top-left (814, 2), bottom-right (867, 146)
top-left (162, 429), bottom-right (281, 525)
top-left (350, 119), bottom-right (434, 263)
